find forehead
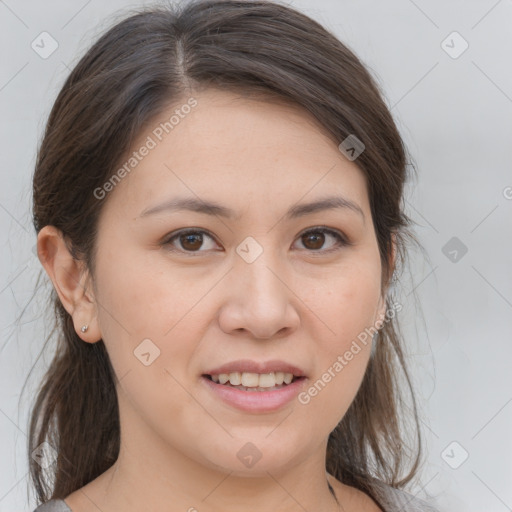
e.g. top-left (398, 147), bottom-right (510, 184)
top-left (101, 88), bottom-right (369, 220)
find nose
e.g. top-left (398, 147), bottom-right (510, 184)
top-left (217, 250), bottom-right (301, 339)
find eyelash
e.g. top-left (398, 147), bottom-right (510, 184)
top-left (161, 226), bottom-right (351, 256)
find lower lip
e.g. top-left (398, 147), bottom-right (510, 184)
top-left (200, 375), bottom-right (307, 413)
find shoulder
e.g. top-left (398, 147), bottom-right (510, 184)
top-left (32, 499), bottom-right (72, 512)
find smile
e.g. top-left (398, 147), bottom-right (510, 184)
top-left (206, 371), bottom-right (297, 391)
top-left (201, 373), bottom-right (307, 413)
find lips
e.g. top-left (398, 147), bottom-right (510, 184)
top-left (200, 360), bottom-right (308, 412)
top-left (202, 359), bottom-right (307, 397)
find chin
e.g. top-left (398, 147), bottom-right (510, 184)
top-left (197, 434), bottom-right (310, 477)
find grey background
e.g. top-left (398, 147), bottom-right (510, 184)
top-left (1, 0), bottom-right (511, 511)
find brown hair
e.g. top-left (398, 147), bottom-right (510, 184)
top-left (27, 0), bottom-right (427, 508)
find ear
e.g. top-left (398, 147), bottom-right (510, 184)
top-left (375, 232), bottom-right (397, 327)
top-left (37, 225), bottom-right (101, 343)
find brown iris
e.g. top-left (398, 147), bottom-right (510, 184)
top-left (180, 232), bottom-right (204, 251)
top-left (301, 231), bottom-right (325, 250)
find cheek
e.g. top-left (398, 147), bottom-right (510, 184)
top-left (312, 262), bottom-right (382, 346)
top-left (95, 243), bottom-right (204, 338)
top-left (92, 246), bottom-right (191, 382)
top-left (301, 264), bottom-right (381, 422)
top-left (92, 249), bottom-right (205, 443)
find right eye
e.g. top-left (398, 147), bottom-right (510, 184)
top-left (162, 229), bottom-right (220, 255)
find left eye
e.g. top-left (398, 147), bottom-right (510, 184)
top-left (295, 227), bottom-right (349, 252)
top-left (162, 227), bottom-right (349, 255)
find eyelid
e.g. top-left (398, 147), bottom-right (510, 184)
top-left (161, 226), bottom-right (352, 255)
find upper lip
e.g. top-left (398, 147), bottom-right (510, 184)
top-left (204, 359), bottom-right (306, 377)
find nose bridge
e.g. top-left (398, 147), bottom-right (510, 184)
top-left (235, 239), bottom-right (287, 306)
top-left (218, 236), bottom-right (299, 338)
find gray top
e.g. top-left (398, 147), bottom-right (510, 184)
top-left (32, 484), bottom-right (439, 512)
top-left (32, 500), bottom-right (71, 512)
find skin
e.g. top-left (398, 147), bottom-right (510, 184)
top-left (38, 88), bottom-right (393, 512)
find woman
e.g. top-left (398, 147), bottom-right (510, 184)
top-left (28, 0), bottom-right (439, 510)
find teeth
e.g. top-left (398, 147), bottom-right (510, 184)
top-left (210, 371), bottom-right (296, 388)
top-left (258, 373), bottom-right (276, 388)
top-left (229, 372), bottom-right (241, 385)
top-left (241, 372), bottom-right (259, 387)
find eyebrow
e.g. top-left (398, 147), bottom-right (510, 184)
top-left (139, 195), bottom-right (365, 222)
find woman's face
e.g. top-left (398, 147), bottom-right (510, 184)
top-left (88, 88), bottom-right (388, 477)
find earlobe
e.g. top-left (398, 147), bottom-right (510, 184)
top-left (36, 226), bottom-right (101, 343)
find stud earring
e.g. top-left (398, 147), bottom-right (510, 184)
top-left (81, 325), bottom-right (89, 333)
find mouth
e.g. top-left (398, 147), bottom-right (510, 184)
top-left (201, 360), bottom-right (308, 411)
top-left (202, 372), bottom-right (305, 392)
